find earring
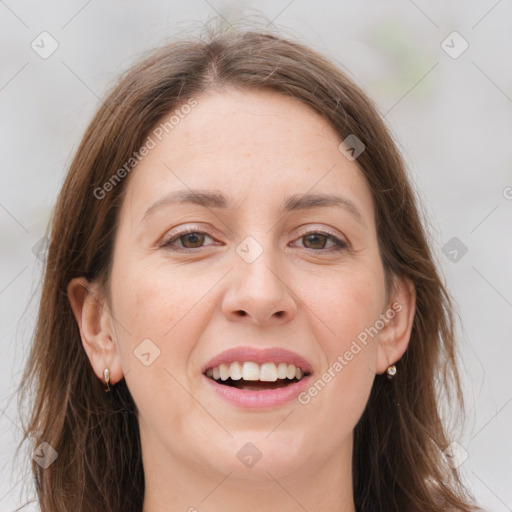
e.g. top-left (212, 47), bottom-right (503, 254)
top-left (386, 364), bottom-right (397, 379)
top-left (104, 368), bottom-right (111, 392)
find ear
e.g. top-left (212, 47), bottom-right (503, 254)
top-left (375, 275), bottom-right (416, 374)
top-left (67, 277), bottom-right (123, 386)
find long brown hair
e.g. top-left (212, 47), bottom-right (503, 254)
top-left (15, 28), bottom-right (479, 511)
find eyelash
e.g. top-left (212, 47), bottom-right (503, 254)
top-left (161, 228), bottom-right (347, 253)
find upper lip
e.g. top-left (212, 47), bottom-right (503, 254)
top-left (202, 346), bottom-right (313, 375)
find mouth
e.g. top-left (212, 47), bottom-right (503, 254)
top-left (204, 361), bottom-right (310, 391)
top-left (201, 347), bottom-right (313, 408)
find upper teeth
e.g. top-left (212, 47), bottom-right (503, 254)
top-left (206, 362), bottom-right (305, 382)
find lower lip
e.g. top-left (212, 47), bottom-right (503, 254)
top-left (203, 374), bottom-right (311, 409)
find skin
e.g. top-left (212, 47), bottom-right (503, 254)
top-left (68, 88), bottom-right (416, 512)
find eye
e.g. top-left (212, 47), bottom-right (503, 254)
top-left (161, 228), bottom-right (347, 253)
top-left (162, 229), bottom-right (216, 251)
top-left (292, 231), bottom-right (347, 252)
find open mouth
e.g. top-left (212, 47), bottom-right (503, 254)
top-left (205, 361), bottom-right (310, 391)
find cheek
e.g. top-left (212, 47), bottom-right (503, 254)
top-left (111, 258), bottom-right (206, 366)
top-left (108, 252), bottom-right (202, 388)
top-left (296, 261), bottom-right (384, 437)
top-left (306, 258), bottom-right (385, 356)
top-left (109, 260), bottom-right (214, 438)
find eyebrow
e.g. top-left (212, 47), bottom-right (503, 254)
top-left (142, 189), bottom-right (365, 225)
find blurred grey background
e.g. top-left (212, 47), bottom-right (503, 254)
top-left (1, 1), bottom-right (511, 510)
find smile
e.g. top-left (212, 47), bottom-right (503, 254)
top-left (205, 361), bottom-right (308, 390)
top-left (202, 347), bottom-right (313, 408)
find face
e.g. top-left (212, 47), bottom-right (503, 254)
top-left (99, 88), bottom-right (401, 483)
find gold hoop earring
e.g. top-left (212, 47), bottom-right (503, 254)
top-left (386, 364), bottom-right (397, 379)
top-left (104, 368), bottom-right (111, 392)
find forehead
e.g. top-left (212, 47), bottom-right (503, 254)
top-left (121, 88), bottom-right (374, 222)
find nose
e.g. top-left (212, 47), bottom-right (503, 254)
top-left (221, 239), bottom-right (297, 326)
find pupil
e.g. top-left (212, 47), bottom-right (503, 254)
top-left (183, 233), bottom-right (204, 248)
top-left (305, 234), bottom-right (326, 249)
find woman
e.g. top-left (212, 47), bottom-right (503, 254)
top-left (16, 29), bottom-right (480, 511)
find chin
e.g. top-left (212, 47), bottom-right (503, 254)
top-left (203, 433), bottom-right (309, 481)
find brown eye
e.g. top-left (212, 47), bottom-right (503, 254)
top-left (163, 230), bottom-right (215, 251)
top-left (179, 232), bottom-right (206, 248)
top-left (302, 233), bottom-right (329, 250)
top-left (294, 231), bottom-right (347, 252)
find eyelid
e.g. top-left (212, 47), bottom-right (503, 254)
top-left (160, 224), bottom-right (216, 246)
top-left (294, 224), bottom-right (345, 241)
top-left (161, 224), bottom-right (349, 252)
top-left (291, 226), bottom-right (348, 251)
